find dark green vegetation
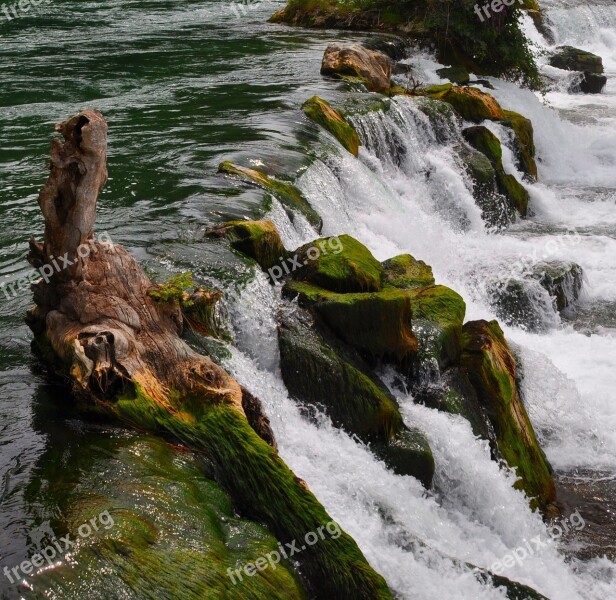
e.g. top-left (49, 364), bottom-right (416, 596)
top-left (271, 0), bottom-right (540, 85)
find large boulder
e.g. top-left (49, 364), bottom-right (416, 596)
top-left (303, 96), bottom-right (361, 156)
top-left (382, 254), bottom-right (435, 289)
top-left (321, 43), bottom-right (393, 94)
top-left (549, 46), bottom-right (607, 94)
top-left (461, 320), bottom-right (556, 511)
top-left (462, 126), bottom-right (529, 217)
top-left (218, 162), bottom-right (322, 231)
top-left (420, 84), bottom-right (506, 122)
top-left (278, 305), bottom-right (434, 485)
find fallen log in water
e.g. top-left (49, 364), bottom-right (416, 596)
top-left (25, 109), bottom-right (394, 600)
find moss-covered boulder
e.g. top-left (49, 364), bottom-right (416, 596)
top-left (292, 234), bottom-right (383, 293)
top-left (278, 306), bottom-right (434, 485)
top-left (420, 84), bottom-right (507, 122)
top-left (286, 281), bottom-right (419, 363)
top-left (461, 320), bottom-right (556, 511)
top-left (502, 110), bottom-right (538, 181)
top-left (218, 162), bottom-right (322, 231)
top-left (303, 96), bottom-right (361, 156)
top-left (27, 434), bottom-right (306, 599)
top-left (382, 254), bottom-right (435, 289)
top-left (321, 42), bottom-right (392, 94)
top-left (549, 46), bottom-right (604, 74)
top-left (207, 219), bottom-right (288, 271)
top-left (462, 126), bottom-right (529, 217)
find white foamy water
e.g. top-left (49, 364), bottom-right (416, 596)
top-left (220, 3), bottom-right (616, 598)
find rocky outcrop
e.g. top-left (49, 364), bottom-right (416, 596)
top-left (303, 96), bottom-right (361, 156)
top-left (321, 43), bottom-right (392, 94)
top-left (462, 125), bottom-right (529, 217)
top-left (420, 83), bottom-right (507, 122)
top-left (218, 161), bottom-right (323, 231)
top-left (461, 320), bottom-right (556, 511)
top-left (207, 219), bottom-right (288, 270)
top-left (549, 46), bottom-right (607, 94)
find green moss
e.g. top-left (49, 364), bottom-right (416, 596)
top-left (293, 234), bottom-right (383, 293)
top-left (219, 162), bottom-right (322, 231)
top-left (278, 306), bottom-right (404, 441)
top-left (303, 96), bottom-right (361, 156)
top-left (463, 126), bottom-right (529, 218)
top-left (113, 382), bottom-right (394, 599)
top-left (461, 320), bottom-right (556, 511)
top-left (208, 219), bottom-right (288, 271)
top-left (28, 435), bottom-right (307, 599)
top-left (382, 254), bottom-right (435, 289)
top-left (420, 85), bottom-right (507, 122)
top-left (503, 110), bottom-right (538, 182)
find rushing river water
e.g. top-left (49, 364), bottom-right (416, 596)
top-left (1, 0), bottom-right (615, 598)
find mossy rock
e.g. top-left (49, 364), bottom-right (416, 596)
top-left (436, 65), bottom-right (470, 85)
top-left (405, 284), bottom-right (466, 369)
top-left (420, 84), bottom-right (506, 123)
top-left (284, 280), bottom-right (418, 363)
top-left (113, 382), bottom-right (394, 599)
top-left (502, 110), bottom-right (538, 182)
top-left (218, 162), bottom-right (322, 232)
top-left (382, 254), bottom-right (436, 289)
top-left (458, 144), bottom-right (515, 230)
top-left (278, 306), bottom-right (433, 486)
top-left (372, 427), bottom-right (435, 487)
top-left (303, 96), bottom-right (361, 156)
top-left (549, 46), bottom-right (604, 74)
top-left (292, 234), bottom-right (383, 293)
top-left (207, 219), bottom-right (288, 271)
top-left (536, 262), bottom-right (584, 313)
top-left (27, 435), bottom-right (307, 599)
top-left (462, 126), bottom-right (529, 217)
top-left (461, 320), bottom-right (556, 511)
top-left (182, 288), bottom-right (228, 340)
top-left (278, 305), bottom-right (403, 440)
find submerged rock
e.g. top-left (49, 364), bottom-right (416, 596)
top-left (461, 320), bottom-right (556, 511)
top-left (218, 161), bottom-right (322, 231)
top-left (321, 42), bottom-right (392, 94)
top-left (207, 219), bottom-right (288, 270)
top-left (303, 96), bottom-right (361, 156)
top-left (462, 125), bottom-right (529, 217)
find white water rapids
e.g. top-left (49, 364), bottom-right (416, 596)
top-left (219, 2), bottom-right (616, 598)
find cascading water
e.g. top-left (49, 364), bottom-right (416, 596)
top-left (212, 3), bottom-right (616, 598)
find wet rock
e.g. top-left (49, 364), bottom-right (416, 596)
top-left (382, 254), bottom-right (435, 289)
top-left (218, 162), bottom-right (322, 231)
top-left (502, 110), bottom-right (538, 181)
top-left (303, 96), bottom-right (361, 156)
top-left (436, 65), bottom-right (470, 85)
top-left (420, 84), bottom-right (506, 122)
top-left (463, 126), bottom-right (529, 218)
top-left (549, 46), bottom-right (607, 94)
top-left (461, 320), bottom-right (556, 511)
top-left (321, 43), bottom-right (393, 94)
top-left (207, 219), bottom-right (287, 271)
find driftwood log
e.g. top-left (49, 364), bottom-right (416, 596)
top-left (26, 109), bottom-right (393, 600)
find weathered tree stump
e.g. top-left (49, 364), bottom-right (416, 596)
top-left (26, 109), bottom-right (393, 600)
